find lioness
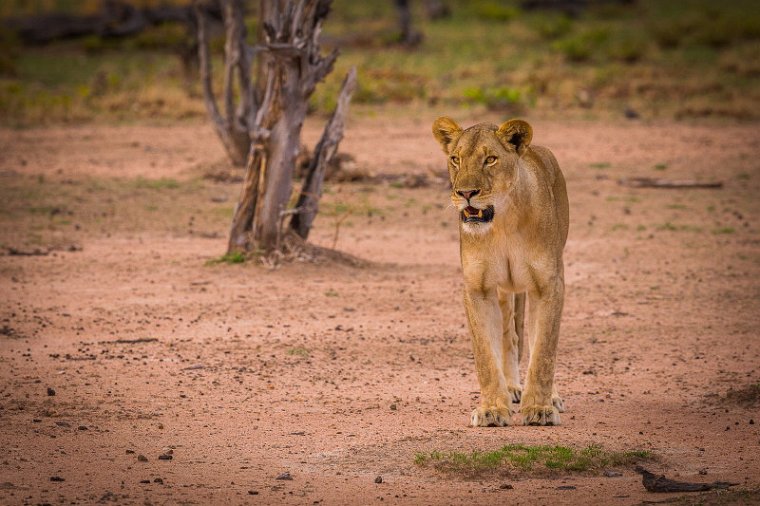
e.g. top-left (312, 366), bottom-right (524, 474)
top-left (432, 117), bottom-right (568, 426)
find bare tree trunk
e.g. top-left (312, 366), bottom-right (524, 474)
top-left (204, 0), bottom-right (353, 255)
top-left (290, 67), bottom-right (357, 239)
top-left (393, 0), bottom-right (423, 46)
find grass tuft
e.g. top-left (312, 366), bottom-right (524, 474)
top-left (415, 444), bottom-right (651, 477)
top-left (206, 251), bottom-right (247, 265)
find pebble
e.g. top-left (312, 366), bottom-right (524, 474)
top-left (47, 387), bottom-right (56, 396)
top-left (389, 403), bottom-right (397, 411)
top-left (603, 470), bottom-right (622, 478)
top-left (374, 476), bottom-right (383, 484)
top-left (556, 485), bottom-right (576, 490)
top-left (137, 454), bottom-right (148, 462)
top-left (276, 472), bottom-right (293, 480)
top-left (154, 478), bottom-right (164, 484)
top-left (158, 454), bottom-right (173, 461)
top-left (50, 476), bottom-right (65, 482)
top-left (499, 483), bottom-right (513, 489)
top-left (248, 490), bottom-right (259, 495)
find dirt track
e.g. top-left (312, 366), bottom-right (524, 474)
top-left (1, 115), bottom-right (759, 505)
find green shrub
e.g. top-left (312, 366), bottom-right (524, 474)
top-left (473, 2), bottom-right (520, 22)
top-left (532, 15), bottom-right (573, 40)
top-left (463, 85), bottom-right (525, 111)
top-left (554, 28), bottom-right (609, 62)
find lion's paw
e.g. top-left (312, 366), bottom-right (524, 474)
top-left (470, 406), bottom-right (513, 427)
top-left (552, 394), bottom-right (566, 413)
top-left (521, 404), bottom-right (560, 426)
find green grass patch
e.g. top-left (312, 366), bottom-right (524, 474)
top-left (654, 163), bottom-right (668, 171)
top-left (133, 177), bottom-right (180, 190)
top-left (657, 222), bottom-right (702, 233)
top-left (415, 444), bottom-right (650, 477)
top-left (712, 226), bottom-right (735, 235)
top-left (206, 251), bottom-right (247, 265)
top-left (589, 162), bottom-right (611, 169)
top-left (287, 347), bottom-right (310, 358)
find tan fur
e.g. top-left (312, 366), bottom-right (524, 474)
top-left (432, 117), bottom-right (569, 426)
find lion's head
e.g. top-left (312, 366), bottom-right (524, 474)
top-left (432, 117), bottom-right (533, 232)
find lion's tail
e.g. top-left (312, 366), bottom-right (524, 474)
top-left (514, 292), bottom-right (526, 361)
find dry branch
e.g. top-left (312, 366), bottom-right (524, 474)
top-left (290, 67), bottom-right (358, 240)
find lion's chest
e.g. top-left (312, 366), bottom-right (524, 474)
top-left (461, 232), bottom-right (533, 294)
top-left (492, 238), bottom-right (532, 293)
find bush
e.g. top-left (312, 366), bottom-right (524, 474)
top-left (473, 1), bottom-right (520, 22)
top-left (554, 28), bottom-right (609, 62)
top-left (463, 85), bottom-right (526, 112)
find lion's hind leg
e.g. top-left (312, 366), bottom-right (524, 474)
top-left (498, 289), bottom-right (523, 405)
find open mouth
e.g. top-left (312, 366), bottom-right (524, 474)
top-left (461, 205), bottom-right (495, 223)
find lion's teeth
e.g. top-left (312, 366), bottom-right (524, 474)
top-left (477, 209), bottom-right (483, 217)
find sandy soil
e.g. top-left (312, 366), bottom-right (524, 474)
top-left (1, 114), bottom-right (759, 505)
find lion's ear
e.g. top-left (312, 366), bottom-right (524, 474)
top-left (497, 119), bottom-right (533, 156)
top-left (432, 116), bottom-right (462, 154)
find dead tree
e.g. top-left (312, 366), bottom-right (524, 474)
top-left (196, 0), bottom-right (356, 254)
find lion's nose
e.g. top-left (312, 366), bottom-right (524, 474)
top-left (456, 189), bottom-right (480, 200)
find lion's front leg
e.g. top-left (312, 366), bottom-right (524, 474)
top-left (464, 286), bottom-right (514, 427)
top-left (521, 278), bottom-right (564, 426)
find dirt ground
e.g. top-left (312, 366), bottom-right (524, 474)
top-left (1, 113), bottom-right (759, 505)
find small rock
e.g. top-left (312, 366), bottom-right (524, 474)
top-left (374, 476), bottom-right (383, 484)
top-left (603, 470), bottom-right (622, 478)
top-left (78, 425), bottom-right (88, 431)
top-left (499, 483), bottom-right (514, 489)
top-left (699, 468), bottom-right (708, 475)
top-left (139, 479), bottom-right (151, 484)
top-left (158, 423), bottom-right (164, 429)
top-left (276, 472), bottom-right (293, 481)
top-left (248, 490), bottom-right (259, 495)
top-left (624, 107), bottom-right (640, 119)
top-left (750, 419), bottom-right (755, 425)
top-left (158, 454), bottom-right (173, 461)
top-left (137, 454), bottom-right (148, 462)
top-left (47, 387), bottom-right (56, 396)
top-left (556, 485), bottom-right (576, 490)
top-left (50, 476), bottom-right (65, 482)
top-left (389, 403), bottom-right (397, 411)
top-left (126, 449), bottom-right (135, 454)
top-left (55, 421), bottom-right (71, 428)
top-left (32, 419), bottom-right (41, 423)
top-left (154, 478), bottom-right (163, 484)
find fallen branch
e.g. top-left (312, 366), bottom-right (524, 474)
top-left (636, 467), bottom-right (738, 493)
top-left (618, 177), bottom-right (723, 189)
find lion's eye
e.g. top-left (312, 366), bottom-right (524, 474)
top-left (485, 156), bottom-right (497, 165)
top-left (450, 156), bottom-right (460, 165)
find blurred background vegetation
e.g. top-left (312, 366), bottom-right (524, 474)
top-left (0, 0), bottom-right (758, 127)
